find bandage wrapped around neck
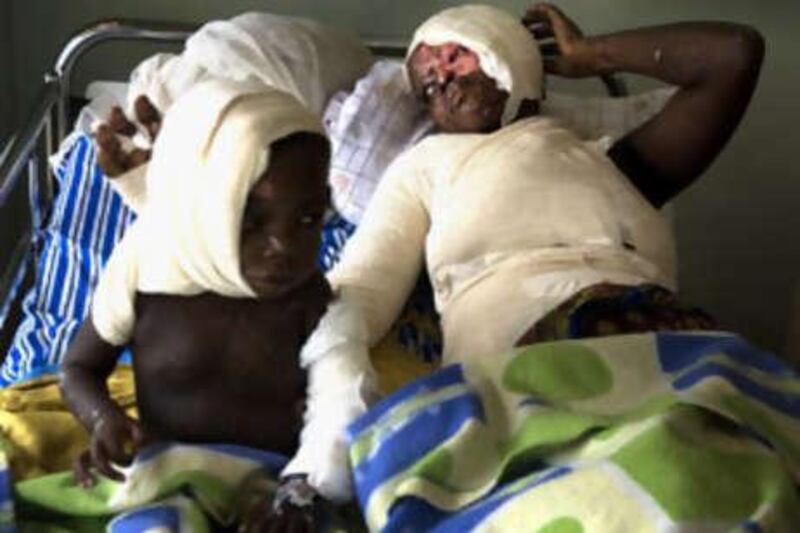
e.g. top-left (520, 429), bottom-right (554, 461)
top-left (407, 4), bottom-right (543, 125)
top-left (91, 80), bottom-right (325, 346)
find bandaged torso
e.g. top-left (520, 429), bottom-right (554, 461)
top-left (329, 117), bottom-right (676, 363)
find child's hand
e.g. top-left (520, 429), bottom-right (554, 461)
top-left (94, 95), bottom-right (162, 178)
top-left (239, 476), bottom-right (318, 533)
top-left (73, 409), bottom-right (146, 487)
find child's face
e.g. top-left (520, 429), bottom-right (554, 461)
top-left (239, 133), bottom-right (330, 298)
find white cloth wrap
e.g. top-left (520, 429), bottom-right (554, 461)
top-left (129, 12), bottom-right (371, 118)
top-left (407, 4), bottom-right (543, 125)
top-left (91, 80), bottom-right (325, 345)
top-left (111, 13), bottom-right (372, 211)
top-left (282, 289), bottom-right (376, 502)
top-left (328, 117), bottom-right (676, 362)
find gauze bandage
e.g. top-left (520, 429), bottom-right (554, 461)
top-left (91, 80), bottom-right (324, 345)
top-left (407, 4), bottom-right (543, 125)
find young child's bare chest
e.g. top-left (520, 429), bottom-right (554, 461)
top-left (129, 283), bottom-right (329, 452)
top-left (134, 294), bottom-right (311, 382)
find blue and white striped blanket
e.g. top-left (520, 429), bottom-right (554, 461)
top-left (2, 135), bottom-right (135, 385)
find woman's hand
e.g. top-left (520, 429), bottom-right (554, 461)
top-left (94, 95), bottom-right (162, 178)
top-left (239, 476), bottom-right (318, 533)
top-left (523, 3), bottom-right (599, 78)
top-left (73, 409), bottom-right (146, 487)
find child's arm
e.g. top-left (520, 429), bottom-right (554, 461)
top-left (60, 320), bottom-right (144, 483)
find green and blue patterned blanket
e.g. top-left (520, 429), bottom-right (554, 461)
top-left (8, 443), bottom-right (358, 532)
top-left (347, 332), bottom-right (800, 532)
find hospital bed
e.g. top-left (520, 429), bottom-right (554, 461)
top-left (2, 17), bottom-right (796, 533)
top-left (0, 17), bottom-right (642, 386)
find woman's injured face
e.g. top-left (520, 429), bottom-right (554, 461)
top-left (239, 132), bottom-right (330, 298)
top-left (409, 43), bottom-right (508, 133)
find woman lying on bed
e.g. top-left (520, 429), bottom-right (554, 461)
top-left (329, 2), bottom-right (765, 362)
top-left (327, 4), bottom-right (800, 532)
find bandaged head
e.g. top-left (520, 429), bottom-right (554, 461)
top-left (92, 80), bottom-right (326, 345)
top-left (407, 4), bottom-right (543, 126)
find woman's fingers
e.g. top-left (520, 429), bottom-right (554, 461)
top-left (95, 124), bottom-right (127, 177)
top-left (521, 3), bottom-right (551, 26)
top-left (126, 148), bottom-right (152, 169)
top-left (95, 95), bottom-right (159, 179)
top-left (526, 3), bottom-right (584, 44)
top-left (528, 21), bottom-right (555, 41)
top-left (95, 124), bottom-right (122, 154)
top-left (538, 42), bottom-right (561, 58)
top-left (107, 106), bottom-right (137, 137)
top-left (522, 6), bottom-right (554, 41)
top-left (134, 95), bottom-right (162, 141)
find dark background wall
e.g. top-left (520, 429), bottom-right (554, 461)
top-left (0, 1), bottom-right (14, 143)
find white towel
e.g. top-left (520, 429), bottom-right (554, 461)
top-left (92, 80), bottom-right (325, 345)
top-left (407, 4), bottom-right (543, 125)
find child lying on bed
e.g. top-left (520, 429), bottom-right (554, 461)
top-left (59, 80), bottom-right (373, 531)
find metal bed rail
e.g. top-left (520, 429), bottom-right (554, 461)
top-left (1, 20), bottom-right (199, 210)
top-left (0, 20), bottom-right (198, 344)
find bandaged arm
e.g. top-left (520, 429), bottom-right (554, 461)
top-left (326, 146), bottom-right (431, 345)
top-left (281, 291), bottom-right (377, 502)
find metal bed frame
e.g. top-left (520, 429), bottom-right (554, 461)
top-left (0, 18), bottom-right (627, 354)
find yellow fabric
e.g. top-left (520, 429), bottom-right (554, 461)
top-left (0, 366), bottom-right (136, 481)
top-left (369, 307), bottom-right (441, 396)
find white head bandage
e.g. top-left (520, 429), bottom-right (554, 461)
top-left (128, 12), bottom-right (372, 118)
top-left (407, 4), bottom-right (543, 125)
top-left (92, 80), bottom-right (325, 345)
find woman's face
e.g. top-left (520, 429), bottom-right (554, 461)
top-left (239, 133), bottom-right (330, 298)
top-left (408, 42), bottom-right (508, 133)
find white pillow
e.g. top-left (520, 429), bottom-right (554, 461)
top-left (542, 87), bottom-right (676, 143)
top-left (324, 61), bottom-right (434, 225)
